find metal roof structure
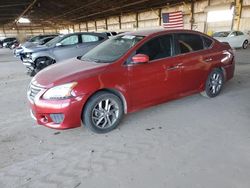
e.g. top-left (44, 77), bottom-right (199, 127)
top-left (0, 0), bottom-right (192, 27)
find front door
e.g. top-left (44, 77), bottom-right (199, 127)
top-left (52, 34), bottom-right (80, 62)
top-left (128, 34), bottom-right (181, 109)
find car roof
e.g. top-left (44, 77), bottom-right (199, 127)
top-left (63, 32), bottom-right (108, 38)
top-left (123, 29), bottom-right (205, 37)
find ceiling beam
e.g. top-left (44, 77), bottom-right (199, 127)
top-left (15, 0), bottom-right (37, 22)
top-left (71, 0), bottom-right (152, 21)
top-left (0, 3), bottom-right (29, 8)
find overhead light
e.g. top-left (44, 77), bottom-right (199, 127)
top-left (17, 17), bottom-right (31, 24)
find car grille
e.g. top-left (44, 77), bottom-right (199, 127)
top-left (28, 83), bottom-right (43, 101)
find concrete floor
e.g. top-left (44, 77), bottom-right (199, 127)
top-left (0, 48), bottom-right (250, 188)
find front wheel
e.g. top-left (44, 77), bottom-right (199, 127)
top-left (29, 57), bottom-right (54, 77)
top-left (242, 40), bottom-right (248, 49)
top-left (201, 69), bottom-right (224, 98)
top-left (83, 92), bottom-right (124, 133)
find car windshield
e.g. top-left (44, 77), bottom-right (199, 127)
top-left (81, 35), bottom-right (144, 63)
top-left (212, 31), bottom-right (230, 37)
top-left (45, 35), bottom-right (64, 47)
top-left (28, 36), bottom-right (41, 42)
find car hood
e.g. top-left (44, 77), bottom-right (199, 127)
top-left (23, 44), bottom-right (51, 53)
top-left (32, 58), bottom-right (109, 88)
top-left (22, 42), bottom-right (35, 48)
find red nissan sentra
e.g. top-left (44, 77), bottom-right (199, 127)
top-left (27, 29), bottom-right (235, 133)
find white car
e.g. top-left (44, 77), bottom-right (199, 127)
top-left (213, 31), bottom-right (250, 49)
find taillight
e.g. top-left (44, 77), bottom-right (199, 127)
top-left (221, 50), bottom-right (234, 63)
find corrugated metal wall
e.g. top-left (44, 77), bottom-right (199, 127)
top-left (1, 0), bottom-right (250, 39)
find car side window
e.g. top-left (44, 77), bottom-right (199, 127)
top-left (81, 35), bottom-right (100, 43)
top-left (176, 33), bottom-right (204, 54)
top-left (230, 32), bottom-right (237, 37)
top-left (202, 36), bottom-right (213, 49)
top-left (136, 35), bottom-right (173, 61)
top-left (237, 31), bottom-right (244, 36)
top-left (60, 35), bottom-right (79, 46)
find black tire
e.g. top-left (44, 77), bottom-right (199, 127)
top-left (201, 69), bottom-right (224, 98)
top-left (242, 40), bottom-right (248, 49)
top-left (31, 57), bottom-right (54, 77)
top-left (83, 91), bottom-right (124, 133)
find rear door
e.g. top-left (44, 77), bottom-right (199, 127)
top-left (227, 31), bottom-right (240, 48)
top-left (236, 31), bottom-right (246, 47)
top-left (174, 33), bottom-right (209, 94)
top-left (128, 34), bottom-right (182, 109)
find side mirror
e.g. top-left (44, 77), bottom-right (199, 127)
top-left (55, 42), bottom-right (62, 47)
top-left (131, 54), bottom-right (149, 64)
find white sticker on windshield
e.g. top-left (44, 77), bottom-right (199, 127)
top-left (122, 35), bottom-right (136, 39)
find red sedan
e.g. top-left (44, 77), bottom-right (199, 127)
top-left (28, 29), bottom-right (235, 133)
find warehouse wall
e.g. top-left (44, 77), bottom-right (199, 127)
top-left (1, 0), bottom-right (250, 39)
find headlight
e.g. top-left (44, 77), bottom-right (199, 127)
top-left (43, 82), bottom-right (77, 100)
top-left (26, 52), bottom-right (32, 58)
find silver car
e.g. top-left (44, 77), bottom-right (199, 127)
top-left (21, 32), bottom-right (108, 76)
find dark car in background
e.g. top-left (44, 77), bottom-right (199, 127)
top-left (1, 37), bottom-right (17, 48)
top-left (14, 34), bottom-right (58, 57)
top-left (21, 32), bottom-right (108, 76)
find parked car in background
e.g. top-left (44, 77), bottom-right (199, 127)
top-left (0, 39), bottom-right (3, 48)
top-left (22, 32), bottom-right (108, 76)
top-left (14, 34), bottom-right (58, 57)
top-left (103, 31), bottom-right (117, 38)
top-left (37, 36), bottom-right (55, 45)
top-left (9, 40), bottom-right (20, 49)
top-left (27, 29), bottom-right (235, 133)
top-left (213, 30), bottom-right (250, 49)
top-left (1, 37), bottom-right (17, 48)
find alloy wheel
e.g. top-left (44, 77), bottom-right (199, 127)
top-left (208, 72), bottom-right (223, 95)
top-left (91, 98), bottom-right (119, 129)
top-left (243, 40), bottom-right (248, 49)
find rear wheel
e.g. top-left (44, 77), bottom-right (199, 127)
top-left (242, 40), bottom-right (248, 49)
top-left (201, 69), bottom-right (224, 98)
top-left (83, 92), bottom-right (124, 133)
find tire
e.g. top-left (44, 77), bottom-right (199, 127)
top-left (83, 91), bottom-right (124, 133)
top-left (242, 40), bottom-right (248, 49)
top-left (31, 57), bottom-right (53, 77)
top-left (201, 69), bottom-right (224, 98)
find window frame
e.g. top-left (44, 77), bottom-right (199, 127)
top-left (174, 33), bottom-right (206, 55)
top-left (236, 31), bottom-right (244, 36)
top-left (80, 34), bottom-right (103, 43)
top-left (201, 35), bottom-right (214, 49)
top-left (125, 33), bottom-right (176, 65)
top-left (173, 32), bottom-right (215, 56)
top-left (59, 34), bottom-right (79, 46)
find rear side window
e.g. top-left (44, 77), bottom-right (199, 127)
top-left (136, 35), bottom-right (173, 61)
top-left (81, 34), bottom-right (101, 42)
top-left (202, 36), bottom-right (213, 48)
top-left (176, 33), bottom-right (204, 54)
top-left (236, 31), bottom-right (244, 36)
top-left (230, 32), bottom-right (237, 37)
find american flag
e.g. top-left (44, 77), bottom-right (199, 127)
top-left (162, 11), bottom-right (184, 29)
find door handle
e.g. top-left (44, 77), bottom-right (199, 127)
top-left (166, 63), bottom-right (183, 71)
top-left (204, 58), bottom-right (213, 62)
top-left (167, 66), bottom-right (178, 71)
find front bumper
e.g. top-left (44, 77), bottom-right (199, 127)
top-left (28, 91), bottom-right (87, 129)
